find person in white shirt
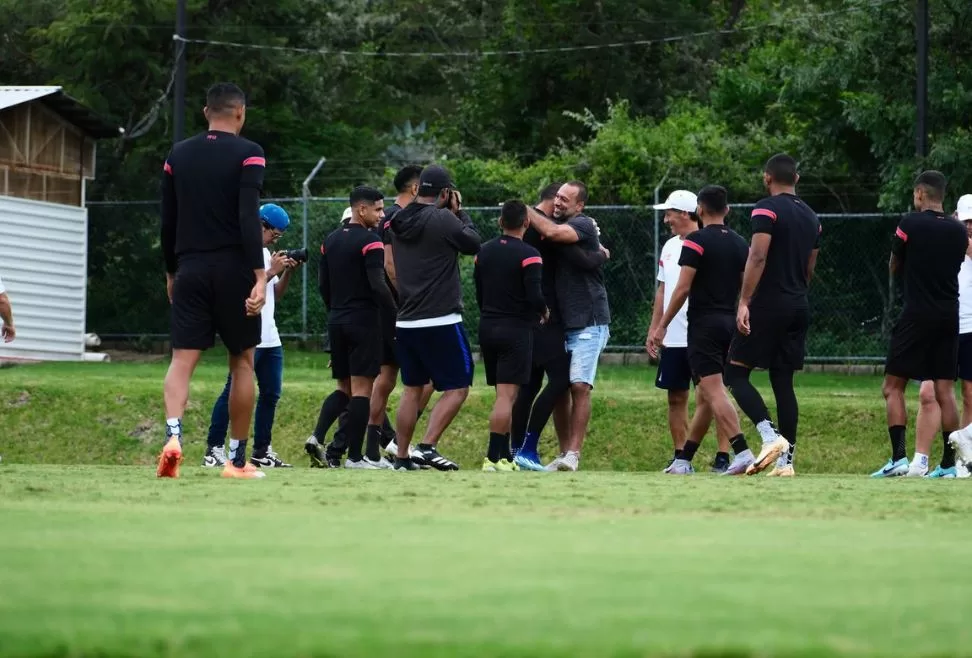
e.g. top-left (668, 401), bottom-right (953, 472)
top-left (203, 204), bottom-right (302, 468)
top-left (0, 274), bottom-right (14, 343)
top-left (647, 190), bottom-right (730, 473)
top-left (911, 194), bottom-right (972, 477)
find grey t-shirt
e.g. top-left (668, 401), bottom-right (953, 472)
top-left (555, 214), bottom-right (611, 330)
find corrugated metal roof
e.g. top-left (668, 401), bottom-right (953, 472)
top-left (0, 86), bottom-right (123, 139)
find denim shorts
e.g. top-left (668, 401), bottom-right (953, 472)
top-left (566, 325), bottom-right (610, 387)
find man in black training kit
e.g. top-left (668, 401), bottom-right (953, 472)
top-left (158, 82), bottom-right (267, 480)
top-left (475, 200), bottom-right (548, 471)
top-left (305, 186), bottom-right (397, 469)
top-left (725, 153), bottom-right (820, 476)
top-left (649, 186), bottom-right (756, 475)
top-left (388, 164), bottom-right (481, 471)
top-left (512, 183), bottom-right (609, 471)
top-left (874, 171), bottom-right (969, 477)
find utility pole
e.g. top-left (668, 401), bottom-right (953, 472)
top-left (916, 0), bottom-right (928, 157)
top-left (173, 0), bottom-right (187, 144)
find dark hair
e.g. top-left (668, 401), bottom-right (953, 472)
top-left (764, 153), bottom-right (798, 185)
top-left (564, 180), bottom-right (589, 203)
top-left (539, 182), bottom-right (563, 202)
top-left (500, 200), bottom-right (528, 229)
top-left (393, 165), bottom-right (423, 193)
top-left (914, 170), bottom-right (947, 201)
top-left (350, 185), bottom-right (384, 206)
top-left (206, 83), bottom-right (246, 115)
top-left (697, 185), bottom-right (729, 215)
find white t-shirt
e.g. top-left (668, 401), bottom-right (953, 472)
top-left (656, 235), bottom-right (689, 348)
top-left (259, 248), bottom-right (282, 348)
top-left (960, 256), bottom-right (972, 335)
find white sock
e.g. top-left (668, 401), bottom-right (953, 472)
top-left (912, 452), bottom-right (929, 468)
top-left (166, 417), bottom-right (181, 435)
top-left (755, 420), bottom-right (778, 443)
top-left (229, 438), bottom-right (241, 461)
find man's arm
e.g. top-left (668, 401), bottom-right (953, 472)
top-left (384, 244), bottom-right (398, 292)
top-left (367, 268), bottom-right (397, 320)
top-left (239, 148), bottom-right (267, 275)
top-left (318, 246), bottom-right (332, 310)
top-left (443, 209), bottom-right (482, 255)
top-left (473, 258), bottom-right (483, 310)
top-left (739, 233), bottom-right (771, 306)
top-left (646, 284), bottom-right (665, 355)
top-left (807, 248), bottom-right (819, 283)
top-left (889, 220), bottom-right (908, 275)
top-left (0, 291), bottom-right (14, 342)
top-left (526, 207), bottom-right (580, 243)
top-left (522, 258), bottom-right (547, 317)
top-left (560, 243), bottom-right (609, 270)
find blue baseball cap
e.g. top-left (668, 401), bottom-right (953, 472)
top-left (260, 203), bottom-right (290, 231)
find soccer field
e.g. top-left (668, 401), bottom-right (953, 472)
top-left (1, 466), bottom-right (971, 657)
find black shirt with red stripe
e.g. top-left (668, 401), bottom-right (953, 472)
top-left (161, 130), bottom-right (266, 273)
top-left (320, 223), bottom-right (386, 324)
top-left (891, 210), bottom-right (968, 315)
top-left (749, 193), bottom-right (821, 309)
top-left (678, 224), bottom-right (750, 321)
top-left (474, 234), bottom-right (546, 324)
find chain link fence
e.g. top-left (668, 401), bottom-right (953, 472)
top-left (86, 198), bottom-right (900, 361)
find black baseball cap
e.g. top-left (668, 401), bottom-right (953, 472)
top-left (418, 165), bottom-right (454, 195)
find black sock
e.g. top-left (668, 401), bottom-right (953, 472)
top-left (487, 432), bottom-right (507, 462)
top-left (502, 433), bottom-right (513, 461)
top-left (769, 368), bottom-right (798, 444)
top-left (715, 451), bottom-right (730, 464)
top-left (681, 440), bottom-right (701, 463)
top-left (366, 425), bottom-right (382, 461)
top-left (232, 439), bottom-right (248, 468)
top-left (941, 431), bottom-right (957, 468)
top-left (672, 448), bottom-right (682, 461)
top-left (395, 457), bottom-right (412, 469)
top-left (418, 442), bottom-right (433, 451)
top-left (729, 434), bottom-right (749, 455)
top-left (314, 390), bottom-right (350, 443)
top-left (346, 396), bottom-right (370, 462)
top-left (725, 364), bottom-right (771, 428)
top-left (889, 425), bottom-right (907, 462)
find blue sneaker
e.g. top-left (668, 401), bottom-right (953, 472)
top-left (926, 465), bottom-right (957, 478)
top-left (513, 451), bottom-right (546, 472)
top-left (871, 457), bottom-right (909, 478)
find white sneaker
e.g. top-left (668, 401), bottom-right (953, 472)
top-left (906, 459), bottom-right (929, 477)
top-left (724, 449), bottom-right (755, 475)
top-left (957, 461), bottom-right (971, 478)
top-left (383, 440), bottom-right (399, 458)
top-left (948, 427), bottom-right (972, 466)
top-left (557, 451), bottom-right (580, 472)
top-left (364, 456), bottom-right (394, 470)
top-left (746, 437), bottom-right (790, 476)
top-left (344, 458), bottom-right (379, 470)
top-left (545, 452), bottom-right (566, 471)
top-left (202, 445), bottom-right (227, 468)
top-left (667, 458), bottom-right (692, 475)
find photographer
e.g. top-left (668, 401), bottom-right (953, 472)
top-left (203, 203), bottom-right (303, 468)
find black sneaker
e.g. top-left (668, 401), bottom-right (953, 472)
top-left (412, 445), bottom-right (459, 471)
top-left (324, 441), bottom-right (345, 468)
top-left (251, 448), bottom-right (292, 468)
top-left (394, 457), bottom-right (420, 471)
top-left (305, 436), bottom-right (328, 468)
top-left (711, 453), bottom-right (730, 474)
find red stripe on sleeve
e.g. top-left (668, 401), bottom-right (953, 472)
top-left (163, 161), bottom-right (172, 175)
top-left (522, 256), bottom-right (543, 267)
top-left (895, 227), bottom-right (908, 242)
top-left (752, 208), bottom-right (777, 221)
top-left (683, 240), bottom-right (704, 256)
top-left (242, 156), bottom-right (266, 167)
top-left (383, 220), bottom-right (391, 230)
top-left (361, 241), bottom-right (383, 255)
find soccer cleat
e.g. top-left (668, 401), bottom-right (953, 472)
top-left (556, 451), bottom-right (580, 472)
top-left (870, 457), bottom-right (909, 478)
top-left (513, 451), bottom-right (546, 472)
top-left (383, 439), bottom-right (399, 459)
top-left (411, 445), bottom-right (459, 471)
top-left (723, 449), bottom-right (755, 476)
top-left (221, 462), bottom-right (267, 479)
top-left (363, 456), bottom-right (394, 470)
top-left (662, 457), bottom-right (676, 474)
top-left (745, 437), bottom-right (790, 476)
top-left (482, 458), bottom-right (497, 472)
top-left (483, 458), bottom-right (519, 472)
top-left (948, 428), bottom-right (972, 467)
top-left (156, 437), bottom-right (183, 478)
top-left (304, 436), bottom-right (327, 468)
top-left (394, 458), bottom-right (421, 471)
top-left (202, 445), bottom-right (227, 468)
top-left (545, 453), bottom-right (566, 471)
top-left (251, 448), bottom-right (292, 468)
top-left (768, 464), bottom-right (795, 477)
top-left (926, 465), bottom-right (957, 479)
top-left (667, 459), bottom-right (692, 475)
top-left (344, 458), bottom-right (379, 470)
top-left (906, 462), bottom-right (929, 478)
top-left (711, 453), bottom-right (730, 474)
top-left (957, 462), bottom-right (971, 478)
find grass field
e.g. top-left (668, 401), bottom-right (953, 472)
top-left (3, 354), bottom-right (972, 656)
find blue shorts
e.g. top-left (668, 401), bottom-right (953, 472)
top-left (566, 325), bottom-right (610, 387)
top-left (655, 346), bottom-right (692, 392)
top-left (395, 323), bottom-right (474, 391)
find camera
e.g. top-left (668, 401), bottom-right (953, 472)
top-left (283, 248), bottom-right (308, 264)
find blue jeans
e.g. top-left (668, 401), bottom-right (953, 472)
top-left (566, 325), bottom-right (610, 387)
top-left (207, 346), bottom-right (283, 454)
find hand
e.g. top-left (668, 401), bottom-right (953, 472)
top-left (449, 189), bottom-right (462, 214)
top-left (166, 273), bottom-right (174, 304)
top-left (246, 280), bottom-right (266, 317)
top-left (269, 251), bottom-right (294, 275)
top-left (736, 303), bottom-right (751, 335)
top-left (540, 308), bottom-right (550, 325)
top-left (591, 217), bottom-right (601, 237)
top-left (648, 326), bottom-right (666, 358)
top-left (599, 244), bottom-right (611, 259)
top-left (2, 324), bottom-right (15, 342)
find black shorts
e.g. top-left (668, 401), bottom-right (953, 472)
top-left (381, 321), bottom-right (397, 367)
top-left (395, 322), bottom-right (474, 391)
top-left (655, 346), bottom-right (691, 391)
top-left (170, 251), bottom-right (260, 355)
top-left (532, 322), bottom-right (567, 367)
top-left (885, 311), bottom-right (959, 381)
top-left (960, 333), bottom-right (972, 381)
top-left (329, 321), bottom-right (381, 380)
top-left (729, 306), bottom-right (810, 371)
top-left (687, 314), bottom-right (735, 381)
top-left (480, 320), bottom-right (533, 386)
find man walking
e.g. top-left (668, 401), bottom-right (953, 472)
top-left (159, 82), bottom-right (267, 480)
top-left (387, 165), bottom-right (481, 471)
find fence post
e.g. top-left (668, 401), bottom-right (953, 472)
top-left (301, 157), bottom-right (326, 341)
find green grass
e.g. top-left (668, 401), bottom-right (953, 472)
top-left (0, 352), bottom-right (938, 473)
top-left (2, 466), bottom-right (972, 657)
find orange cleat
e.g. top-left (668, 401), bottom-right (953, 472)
top-left (156, 437), bottom-right (183, 478)
top-left (221, 461), bottom-right (267, 479)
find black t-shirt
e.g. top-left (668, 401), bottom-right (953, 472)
top-left (320, 224), bottom-right (386, 324)
top-left (891, 210), bottom-right (969, 315)
top-left (474, 235), bottom-right (546, 324)
top-left (380, 203), bottom-right (403, 245)
top-left (524, 220), bottom-right (561, 323)
top-left (678, 224), bottom-right (750, 321)
top-left (749, 193), bottom-right (821, 309)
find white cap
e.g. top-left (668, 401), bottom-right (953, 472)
top-left (957, 194), bottom-right (972, 221)
top-left (653, 189), bottom-right (698, 213)
top-left (341, 206), bottom-right (353, 221)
